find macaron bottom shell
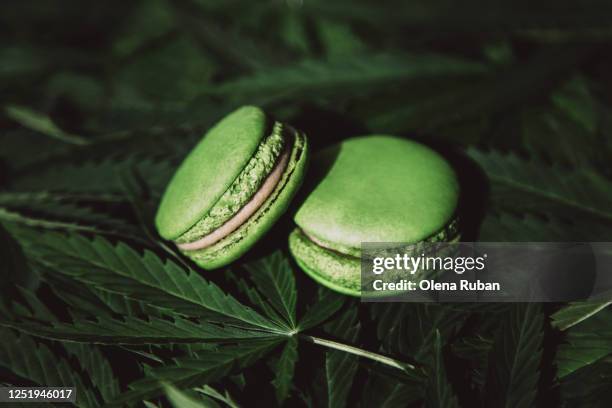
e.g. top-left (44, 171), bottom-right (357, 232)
top-left (185, 128), bottom-right (308, 269)
top-left (289, 222), bottom-right (462, 297)
top-left (289, 228), bottom-right (361, 296)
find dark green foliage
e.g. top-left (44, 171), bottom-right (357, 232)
top-left (467, 148), bottom-right (612, 225)
top-left (556, 307), bottom-right (612, 378)
top-left (425, 331), bottom-right (460, 408)
top-left (272, 336), bottom-right (298, 404)
top-left (243, 251), bottom-right (298, 331)
top-left (372, 303), bottom-right (466, 363)
top-left (484, 304), bottom-right (544, 408)
top-left (552, 302), bottom-right (612, 331)
top-left (111, 339), bottom-right (283, 405)
top-left (1, 1), bottom-right (612, 406)
top-left (0, 328), bottom-right (102, 407)
top-left (324, 308), bottom-right (360, 408)
top-left (63, 343), bottom-right (121, 402)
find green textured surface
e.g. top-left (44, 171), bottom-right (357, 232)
top-left (289, 227), bottom-right (462, 297)
top-left (288, 228), bottom-right (361, 296)
top-left (175, 125), bottom-right (286, 244)
top-left (294, 136), bottom-right (459, 249)
top-left (155, 106), bottom-right (268, 240)
top-left (186, 129), bottom-right (308, 269)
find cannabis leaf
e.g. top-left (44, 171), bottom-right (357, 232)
top-left (325, 308), bottom-right (360, 408)
top-left (8, 226), bottom-right (285, 334)
top-left (552, 302), bottom-right (612, 331)
top-left (477, 210), bottom-right (612, 241)
top-left (556, 307), bottom-right (612, 378)
top-left (360, 371), bottom-right (422, 408)
top-left (243, 251), bottom-right (297, 331)
top-left (0, 207), bottom-right (105, 233)
top-left (467, 148), bottom-right (612, 225)
top-left (298, 288), bottom-right (345, 331)
top-left (64, 343), bottom-right (120, 402)
top-left (40, 273), bottom-right (122, 318)
top-left (0, 328), bottom-right (101, 407)
top-left (0, 192), bottom-right (128, 228)
top-left (0, 192), bottom-right (145, 241)
top-left (2, 286), bottom-right (234, 346)
top-left (451, 335), bottom-right (494, 390)
top-left (272, 336), bottom-right (299, 404)
top-left (111, 339), bottom-right (282, 405)
top-left (366, 46), bottom-right (588, 133)
top-left (11, 157), bottom-right (175, 200)
top-left (4, 104), bottom-right (89, 145)
top-left (92, 287), bottom-right (167, 317)
top-left (164, 384), bottom-right (216, 408)
top-left (485, 303), bottom-right (544, 408)
top-left (169, 0), bottom-right (289, 72)
top-left (0, 223), bottom-right (35, 298)
top-left (207, 53), bottom-right (486, 103)
top-left (425, 330), bottom-right (460, 408)
top-left (372, 303), bottom-right (466, 363)
top-left (560, 358), bottom-right (612, 408)
top-left (2, 314), bottom-right (279, 344)
top-left (192, 385), bottom-right (240, 408)
top-left (521, 76), bottom-right (607, 168)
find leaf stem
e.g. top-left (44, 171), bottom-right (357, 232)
top-left (298, 334), bottom-right (419, 374)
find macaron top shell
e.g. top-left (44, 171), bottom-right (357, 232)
top-left (294, 136), bottom-right (459, 248)
top-left (156, 106), bottom-right (268, 240)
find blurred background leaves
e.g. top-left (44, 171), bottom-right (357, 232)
top-left (1, 0), bottom-right (612, 407)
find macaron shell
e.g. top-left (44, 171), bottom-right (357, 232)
top-left (294, 136), bottom-right (459, 248)
top-left (288, 228), bottom-right (360, 296)
top-left (188, 130), bottom-right (309, 269)
top-left (289, 227), bottom-right (462, 297)
top-left (156, 106), bottom-right (267, 240)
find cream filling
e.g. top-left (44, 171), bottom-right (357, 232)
top-left (302, 230), bottom-right (359, 259)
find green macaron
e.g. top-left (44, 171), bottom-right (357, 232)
top-left (288, 136), bottom-right (460, 296)
top-left (156, 106), bottom-right (308, 269)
